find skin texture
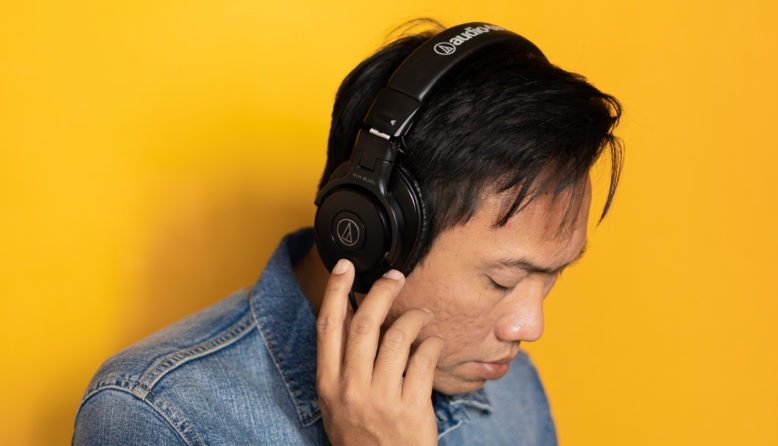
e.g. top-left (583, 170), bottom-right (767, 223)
top-left (388, 179), bottom-right (591, 394)
top-left (294, 178), bottom-right (591, 444)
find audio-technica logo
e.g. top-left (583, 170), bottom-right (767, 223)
top-left (433, 42), bottom-right (456, 55)
top-left (433, 24), bottom-right (505, 56)
top-left (336, 218), bottom-right (360, 247)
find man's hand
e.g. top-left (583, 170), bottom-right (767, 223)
top-left (316, 258), bottom-right (445, 446)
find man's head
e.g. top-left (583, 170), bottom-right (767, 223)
top-left (319, 21), bottom-right (622, 394)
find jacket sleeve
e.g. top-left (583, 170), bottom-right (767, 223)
top-left (73, 389), bottom-right (189, 446)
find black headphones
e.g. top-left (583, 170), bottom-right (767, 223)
top-left (314, 22), bottom-right (547, 294)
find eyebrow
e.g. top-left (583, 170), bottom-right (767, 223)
top-left (494, 243), bottom-right (588, 275)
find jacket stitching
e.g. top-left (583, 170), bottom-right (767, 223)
top-left (144, 386), bottom-right (204, 446)
top-left (78, 383), bottom-right (202, 446)
top-left (134, 293), bottom-right (257, 398)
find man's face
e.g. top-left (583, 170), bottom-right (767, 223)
top-left (387, 179), bottom-right (591, 395)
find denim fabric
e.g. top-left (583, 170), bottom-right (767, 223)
top-left (73, 228), bottom-right (558, 445)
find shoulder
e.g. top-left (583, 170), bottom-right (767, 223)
top-left (74, 287), bottom-right (271, 445)
top-left (81, 287), bottom-right (256, 399)
top-left (74, 228), bottom-right (328, 444)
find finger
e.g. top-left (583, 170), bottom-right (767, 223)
top-left (372, 308), bottom-right (433, 395)
top-left (342, 269), bottom-right (405, 385)
top-left (402, 335), bottom-right (444, 403)
top-left (316, 258), bottom-right (354, 385)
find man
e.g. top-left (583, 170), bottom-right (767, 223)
top-left (73, 20), bottom-right (622, 445)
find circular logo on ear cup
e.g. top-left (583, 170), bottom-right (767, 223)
top-left (332, 211), bottom-right (366, 251)
top-left (434, 42), bottom-right (456, 55)
top-left (336, 218), bottom-right (360, 247)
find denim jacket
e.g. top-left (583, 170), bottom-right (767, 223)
top-left (73, 228), bottom-right (558, 445)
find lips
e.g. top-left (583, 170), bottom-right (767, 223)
top-left (473, 361), bottom-right (510, 380)
top-left (473, 348), bottom-right (519, 380)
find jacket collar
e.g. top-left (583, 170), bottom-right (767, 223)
top-left (250, 227), bottom-right (493, 427)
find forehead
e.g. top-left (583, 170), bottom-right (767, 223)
top-left (443, 180), bottom-right (591, 265)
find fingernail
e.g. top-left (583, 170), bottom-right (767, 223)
top-left (419, 307), bottom-right (433, 324)
top-left (382, 269), bottom-right (404, 280)
top-left (333, 259), bottom-right (349, 275)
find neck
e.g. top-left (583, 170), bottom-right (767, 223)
top-left (292, 243), bottom-right (331, 316)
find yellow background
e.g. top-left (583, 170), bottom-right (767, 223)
top-left (1, 1), bottom-right (776, 444)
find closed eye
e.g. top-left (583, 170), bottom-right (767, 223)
top-left (487, 270), bottom-right (562, 294)
top-left (487, 276), bottom-right (513, 293)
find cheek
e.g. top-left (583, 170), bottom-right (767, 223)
top-left (421, 315), bottom-right (491, 366)
top-left (394, 270), bottom-right (495, 364)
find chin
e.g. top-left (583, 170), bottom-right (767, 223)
top-left (432, 376), bottom-right (487, 395)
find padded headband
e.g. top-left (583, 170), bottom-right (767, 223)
top-left (363, 22), bottom-right (548, 139)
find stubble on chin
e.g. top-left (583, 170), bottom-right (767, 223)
top-left (431, 367), bottom-right (488, 396)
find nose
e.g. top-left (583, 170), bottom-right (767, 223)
top-left (494, 306), bottom-right (544, 342)
top-left (494, 282), bottom-right (546, 342)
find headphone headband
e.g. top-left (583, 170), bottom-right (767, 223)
top-left (364, 22), bottom-right (548, 139)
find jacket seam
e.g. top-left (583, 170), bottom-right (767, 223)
top-left (78, 384), bottom-right (202, 446)
top-left (133, 299), bottom-right (257, 398)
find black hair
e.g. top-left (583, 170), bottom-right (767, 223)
top-left (320, 19), bottom-right (623, 266)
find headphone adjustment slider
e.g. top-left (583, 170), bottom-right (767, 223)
top-left (369, 128), bottom-right (391, 140)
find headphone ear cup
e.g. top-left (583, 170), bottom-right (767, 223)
top-left (314, 186), bottom-right (390, 275)
top-left (314, 160), bottom-right (427, 290)
top-left (390, 164), bottom-right (428, 275)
